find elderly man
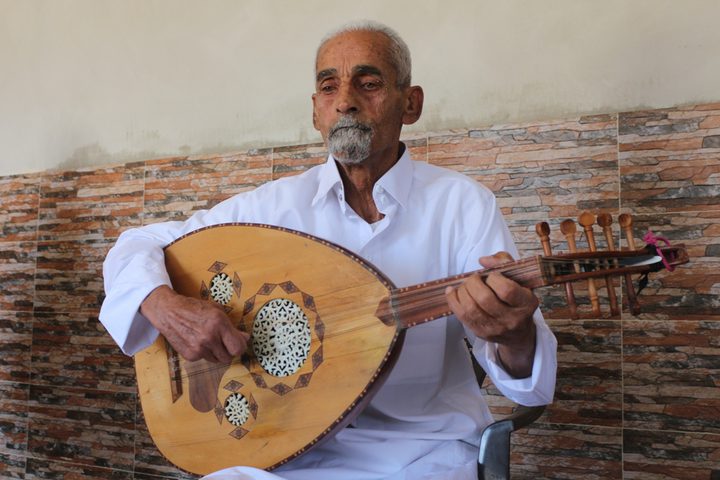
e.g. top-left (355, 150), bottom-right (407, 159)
top-left (100, 21), bottom-right (557, 480)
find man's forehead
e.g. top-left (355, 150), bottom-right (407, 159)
top-left (315, 31), bottom-right (394, 78)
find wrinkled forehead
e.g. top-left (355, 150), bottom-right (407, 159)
top-left (315, 30), bottom-right (397, 79)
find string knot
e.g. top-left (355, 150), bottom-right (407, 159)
top-left (643, 230), bottom-right (674, 271)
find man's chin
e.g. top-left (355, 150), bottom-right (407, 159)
top-left (330, 149), bottom-right (368, 165)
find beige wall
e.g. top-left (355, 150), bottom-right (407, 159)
top-left (1, 0), bottom-right (719, 176)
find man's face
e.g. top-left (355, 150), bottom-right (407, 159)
top-left (312, 30), bottom-right (408, 165)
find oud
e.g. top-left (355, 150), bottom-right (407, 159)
top-left (135, 220), bottom-right (687, 474)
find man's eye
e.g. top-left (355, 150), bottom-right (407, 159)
top-left (319, 84), bottom-right (337, 94)
top-left (361, 82), bottom-right (381, 90)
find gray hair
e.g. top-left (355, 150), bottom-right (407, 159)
top-left (315, 20), bottom-right (412, 88)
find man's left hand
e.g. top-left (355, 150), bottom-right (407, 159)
top-left (446, 251), bottom-right (538, 378)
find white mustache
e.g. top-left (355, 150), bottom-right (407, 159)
top-left (329, 117), bottom-right (372, 138)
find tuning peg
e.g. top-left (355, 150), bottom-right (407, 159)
top-left (556, 219), bottom-right (579, 319)
top-left (577, 213), bottom-right (601, 316)
top-left (595, 213), bottom-right (619, 316)
top-left (619, 213), bottom-right (637, 250)
top-left (618, 213), bottom-right (641, 315)
top-left (535, 222), bottom-right (552, 255)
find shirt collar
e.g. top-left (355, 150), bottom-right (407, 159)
top-left (311, 143), bottom-right (414, 209)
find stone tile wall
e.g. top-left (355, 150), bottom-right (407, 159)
top-left (0, 102), bottom-right (718, 479)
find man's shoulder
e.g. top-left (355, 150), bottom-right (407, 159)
top-left (248, 162), bottom-right (325, 197)
top-left (410, 160), bottom-right (494, 197)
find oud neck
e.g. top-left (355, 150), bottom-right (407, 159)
top-left (375, 256), bottom-right (546, 329)
top-left (373, 246), bottom-right (682, 329)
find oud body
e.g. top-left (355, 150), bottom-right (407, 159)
top-left (136, 224), bottom-right (404, 474)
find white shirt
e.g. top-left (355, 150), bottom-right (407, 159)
top-left (100, 147), bottom-right (557, 480)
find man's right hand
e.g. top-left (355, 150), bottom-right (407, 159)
top-left (140, 285), bottom-right (250, 363)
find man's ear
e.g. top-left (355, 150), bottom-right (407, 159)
top-left (311, 93), bottom-right (319, 130)
top-left (401, 86), bottom-right (424, 125)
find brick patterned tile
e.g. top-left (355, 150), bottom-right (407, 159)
top-left (24, 458), bottom-right (133, 479)
top-left (621, 212), bottom-right (720, 319)
top-left (0, 242), bottom-right (36, 311)
top-left (31, 312), bottom-right (135, 392)
top-left (509, 424), bottom-right (622, 479)
top-left (144, 150), bottom-right (272, 225)
top-left (272, 143), bottom-right (327, 179)
top-left (623, 429), bottom-right (720, 479)
top-left (547, 320), bottom-right (622, 427)
top-left (0, 382), bottom-right (28, 455)
top-left (0, 452), bottom-right (25, 478)
top-left (38, 164), bottom-right (144, 242)
top-left (624, 320), bottom-right (720, 434)
top-left (27, 385), bottom-right (135, 471)
top-left (400, 133), bottom-right (428, 162)
top-left (0, 173), bottom-right (40, 243)
top-left (34, 240), bottom-right (110, 314)
top-left (134, 406), bottom-right (196, 479)
top-left (484, 320), bottom-right (621, 427)
top-left (427, 115), bottom-right (619, 230)
top-left (619, 104), bottom-right (720, 214)
top-left (0, 311), bottom-right (32, 383)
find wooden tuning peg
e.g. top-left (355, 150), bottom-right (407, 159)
top-left (558, 219), bottom-right (580, 319)
top-left (577, 212), bottom-right (602, 317)
top-left (619, 213), bottom-right (638, 250)
top-left (596, 213), bottom-right (615, 249)
top-left (618, 213), bottom-right (641, 314)
top-left (536, 221), bottom-right (578, 319)
top-left (596, 213), bottom-right (620, 316)
top-left (535, 222), bottom-right (552, 255)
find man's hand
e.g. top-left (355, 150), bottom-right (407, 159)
top-left (446, 252), bottom-right (538, 378)
top-left (140, 285), bottom-right (250, 363)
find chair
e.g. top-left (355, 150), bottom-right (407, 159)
top-left (467, 341), bottom-right (546, 480)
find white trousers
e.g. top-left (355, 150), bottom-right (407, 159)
top-left (202, 429), bottom-right (478, 480)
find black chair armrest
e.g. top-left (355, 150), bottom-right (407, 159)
top-left (478, 404), bottom-right (546, 480)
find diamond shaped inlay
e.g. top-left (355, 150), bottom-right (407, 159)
top-left (303, 292), bottom-right (316, 310)
top-left (315, 317), bottom-right (325, 341)
top-left (208, 261), bottom-right (227, 273)
top-left (270, 383), bottom-right (292, 396)
top-left (224, 380), bottom-right (244, 392)
top-left (258, 283), bottom-right (277, 295)
top-left (214, 400), bottom-right (224, 424)
top-left (280, 281), bottom-right (299, 293)
top-left (312, 346), bottom-right (324, 370)
top-left (295, 372), bottom-right (313, 388)
top-left (230, 427), bottom-right (249, 439)
top-left (233, 272), bottom-right (242, 295)
top-left (243, 296), bottom-right (255, 315)
top-left (251, 372), bottom-right (267, 388)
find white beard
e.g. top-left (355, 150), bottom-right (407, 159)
top-left (327, 117), bottom-right (373, 164)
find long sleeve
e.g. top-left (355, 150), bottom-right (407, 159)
top-left (99, 198), bottom-right (248, 355)
top-left (470, 310), bottom-right (557, 406)
top-left (460, 193), bottom-right (558, 407)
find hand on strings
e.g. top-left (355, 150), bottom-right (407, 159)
top-left (140, 285), bottom-right (250, 363)
top-left (445, 251), bottom-right (538, 378)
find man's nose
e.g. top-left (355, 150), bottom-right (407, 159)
top-left (336, 83), bottom-right (359, 115)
